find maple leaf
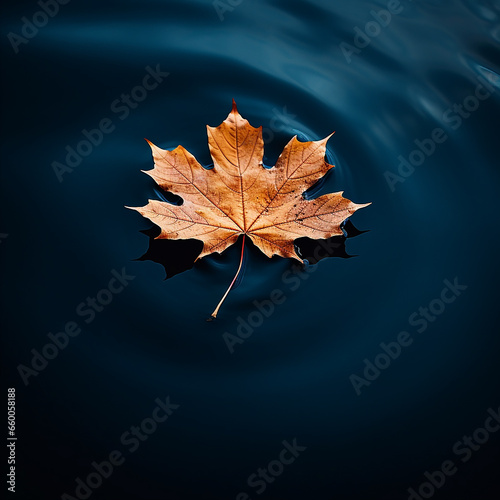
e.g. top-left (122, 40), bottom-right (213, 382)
top-left (128, 101), bottom-right (370, 317)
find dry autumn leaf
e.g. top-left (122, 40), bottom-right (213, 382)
top-left (128, 101), bottom-right (370, 317)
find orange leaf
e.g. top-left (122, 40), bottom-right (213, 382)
top-left (128, 101), bottom-right (370, 316)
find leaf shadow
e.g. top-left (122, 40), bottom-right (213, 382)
top-left (135, 219), bottom-right (368, 280)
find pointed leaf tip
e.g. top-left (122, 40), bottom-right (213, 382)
top-left (130, 104), bottom-right (371, 318)
top-left (318, 132), bottom-right (335, 146)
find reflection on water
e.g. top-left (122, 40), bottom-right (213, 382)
top-left (137, 219), bottom-right (366, 279)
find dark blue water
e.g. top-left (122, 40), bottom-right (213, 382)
top-left (2, 1), bottom-right (500, 499)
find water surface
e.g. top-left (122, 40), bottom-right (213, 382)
top-left (1, 1), bottom-right (500, 499)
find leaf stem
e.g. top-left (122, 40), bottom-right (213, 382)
top-left (210, 234), bottom-right (246, 319)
